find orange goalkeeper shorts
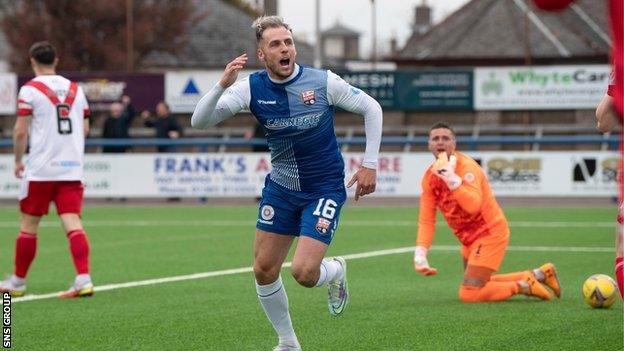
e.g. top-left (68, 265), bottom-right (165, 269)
top-left (460, 231), bottom-right (509, 272)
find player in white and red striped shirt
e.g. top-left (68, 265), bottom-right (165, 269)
top-left (0, 41), bottom-right (94, 298)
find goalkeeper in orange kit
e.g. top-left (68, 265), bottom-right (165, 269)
top-left (413, 122), bottom-right (561, 302)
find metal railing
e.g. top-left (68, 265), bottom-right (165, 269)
top-left (0, 134), bottom-right (618, 152)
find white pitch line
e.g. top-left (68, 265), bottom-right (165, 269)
top-left (0, 220), bottom-right (614, 228)
top-left (12, 244), bottom-right (611, 303)
top-left (508, 222), bottom-right (613, 228)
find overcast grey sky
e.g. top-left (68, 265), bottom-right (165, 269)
top-left (278, 0), bottom-right (471, 58)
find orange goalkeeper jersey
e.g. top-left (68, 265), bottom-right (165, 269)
top-left (417, 151), bottom-right (509, 248)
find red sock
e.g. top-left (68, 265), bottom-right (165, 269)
top-left (14, 231), bottom-right (37, 278)
top-left (67, 230), bottom-right (90, 275)
top-left (616, 256), bottom-right (623, 299)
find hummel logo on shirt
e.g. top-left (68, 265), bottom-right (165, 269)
top-left (257, 99), bottom-right (276, 105)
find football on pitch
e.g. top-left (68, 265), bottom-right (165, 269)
top-left (582, 274), bottom-right (618, 309)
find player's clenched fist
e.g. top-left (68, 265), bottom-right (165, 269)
top-left (14, 161), bottom-right (24, 179)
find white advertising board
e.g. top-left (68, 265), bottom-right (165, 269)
top-left (0, 152), bottom-right (617, 199)
top-left (0, 73), bottom-right (16, 115)
top-left (165, 70), bottom-right (254, 113)
top-left (471, 152), bottom-right (618, 196)
top-left (474, 65), bottom-right (610, 110)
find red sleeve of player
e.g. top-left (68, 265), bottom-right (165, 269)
top-left (17, 86), bottom-right (34, 116)
top-left (607, 68), bottom-right (616, 97)
top-left (17, 99), bottom-right (33, 116)
top-left (78, 86), bottom-right (91, 119)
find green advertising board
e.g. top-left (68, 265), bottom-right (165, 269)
top-left (339, 70), bottom-right (473, 111)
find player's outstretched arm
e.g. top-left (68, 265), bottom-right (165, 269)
top-left (595, 94), bottom-right (618, 133)
top-left (415, 186), bottom-right (438, 276)
top-left (191, 54), bottom-right (249, 129)
top-left (83, 118), bottom-right (90, 137)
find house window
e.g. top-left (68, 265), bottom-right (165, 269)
top-left (324, 38), bottom-right (344, 59)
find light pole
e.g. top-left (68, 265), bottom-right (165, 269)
top-left (371, 0), bottom-right (377, 70)
top-left (126, 0), bottom-right (134, 72)
top-left (314, 0), bottom-right (322, 68)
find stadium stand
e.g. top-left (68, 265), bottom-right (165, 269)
top-left (0, 109), bottom-right (616, 154)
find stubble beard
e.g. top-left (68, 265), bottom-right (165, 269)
top-left (267, 61), bottom-right (293, 80)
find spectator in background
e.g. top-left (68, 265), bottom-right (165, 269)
top-left (102, 95), bottom-right (136, 153)
top-left (142, 101), bottom-right (182, 153)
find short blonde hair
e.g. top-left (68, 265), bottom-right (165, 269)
top-left (252, 16), bottom-right (292, 43)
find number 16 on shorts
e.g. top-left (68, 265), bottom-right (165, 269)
top-left (309, 196), bottom-right (344, 242)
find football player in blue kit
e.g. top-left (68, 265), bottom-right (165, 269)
top-left (191, 16), bottom-right (383, 351)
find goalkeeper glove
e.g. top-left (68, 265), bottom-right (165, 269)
top-left (414, 246), bottom-right (437, 276)
top-left (433, 152), bottom-right (462, 191)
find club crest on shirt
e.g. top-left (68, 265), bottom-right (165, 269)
top-left (261, 205), bottom-right (275, 221)
top-left (464, 172), bottom-right (475, 183)
top-left (301, 90), bottom-right (316, 106)
top-left (315, 217), bottom-right (331, 235)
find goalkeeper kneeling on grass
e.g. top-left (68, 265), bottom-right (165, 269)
top-left (413, 122), bottom-right (560, 302)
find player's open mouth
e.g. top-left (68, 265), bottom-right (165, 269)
top-left (279, 58), bottom-right (290, 67)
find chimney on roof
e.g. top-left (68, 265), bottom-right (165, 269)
top-left (390, 37), bottom-right (398, 56)
top-left (413, 0), bottom-right (432, 36)
top-left (264, 0), bottom-right (278, 15)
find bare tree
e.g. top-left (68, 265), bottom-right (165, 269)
top-left (0, 0), bottom-right (202, 72)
